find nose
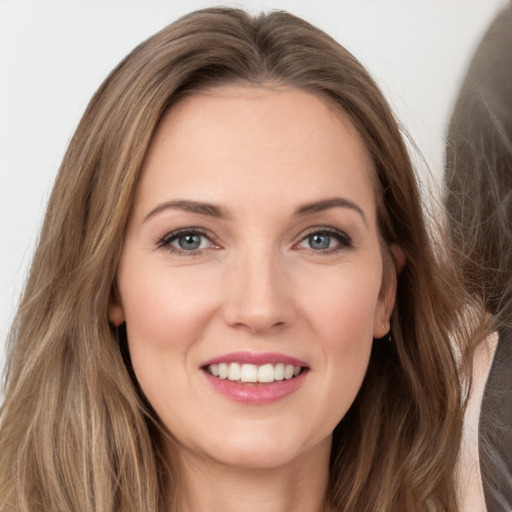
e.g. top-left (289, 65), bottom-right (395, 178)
top-left (222, 247), bottom-right (296, 334)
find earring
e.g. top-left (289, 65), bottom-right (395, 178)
top-left (382, 323), bottom-right (392, 342)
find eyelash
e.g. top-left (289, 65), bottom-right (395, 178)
top-left (156, 227), bottom-right (352, 256)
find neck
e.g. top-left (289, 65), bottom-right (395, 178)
top-left (172, 439), bottom-right (332, 512)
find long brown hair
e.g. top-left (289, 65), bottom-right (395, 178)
top-left (1, 8), bottom-right (476, 511)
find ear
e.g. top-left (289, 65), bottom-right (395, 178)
top-left (373, 244), bottom-right (405, 338)
top-left (108, 288), bottom-right (125, 327)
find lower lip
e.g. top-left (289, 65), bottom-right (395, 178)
top-left (203, 370), bottom-right (308, 404)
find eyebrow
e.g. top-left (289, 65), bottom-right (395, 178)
top-left (144, 200), bottom-right (228, 221)
top-left (295, 197), bottom-right (367, 225)
top-left (144, 197), bottom-right (367, 224)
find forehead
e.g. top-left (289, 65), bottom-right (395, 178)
top-left (135, 85), bottom-right (377, 220)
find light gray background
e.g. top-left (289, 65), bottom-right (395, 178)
top-left (1, 0), bottom-right (507, 374)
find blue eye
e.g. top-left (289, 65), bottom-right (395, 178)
top-left (158, 230), bottom-right (213, 253)
top-left (297, 229), bottom-right (351, 252)
top-left (174, 233), bottom-right (205, 250)
top-left (308, 232), bottom-right (332, 250)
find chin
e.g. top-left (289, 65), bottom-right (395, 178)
top-left (186, 424), bottom-right (331, 471)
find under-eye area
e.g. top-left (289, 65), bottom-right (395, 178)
top-left (204, 363), bottom-right (308, 383)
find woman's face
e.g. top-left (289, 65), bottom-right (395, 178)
top-left (110, 85), bottom-right (397, 470)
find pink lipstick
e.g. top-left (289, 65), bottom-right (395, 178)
top-left (201, 351), bottom-right (309, 404)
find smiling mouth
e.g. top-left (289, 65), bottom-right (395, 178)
top-left (204, 362), bottom-right (306, 384)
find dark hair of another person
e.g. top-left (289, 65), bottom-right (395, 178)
top-left (445, 4), bottom-right (512, 330)
top-left (445, 3), bottom-right (512, 509)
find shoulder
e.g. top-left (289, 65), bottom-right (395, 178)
top-left (457, 331), bottom-right (498, 512)
top-left (479, 327), bottom-right (512, 511)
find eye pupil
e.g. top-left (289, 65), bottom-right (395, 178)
top-left (309, 233), bottom-right (330, 250)
top-left (178, 234), bottom-right (202, 250)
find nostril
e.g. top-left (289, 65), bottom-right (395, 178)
top-left (221, 270), bottom-right (297, 332)
top-left (223, 308), bottom-right (292, 334)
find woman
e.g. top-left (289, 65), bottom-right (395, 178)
top-left (0, 8), bottom-right (478, 511)
top-left (445, 3), bottom-right (512, 510)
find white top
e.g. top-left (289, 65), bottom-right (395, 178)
top-left (457, 331), bottom-right (499, 512)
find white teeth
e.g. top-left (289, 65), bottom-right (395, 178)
top-left (274, 363), bottom-right (285, 381)
top-left (257, 364), bottom-right (274, 383)
top-left (218, 363), bottom-right (228, 379)
top-left (207, 362), bottom-right (303, 383)
top-left (284, 364), bottom-right (294, 380)
top-left (228, 362), bottom-right (241, 381)
top-left (240, 364), bottom-right (258, 383)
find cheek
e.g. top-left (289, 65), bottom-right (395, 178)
top-left (302, 266), bottom-right (381, 411)
top-left (120, 263), bottom-right (216, 337)
top-left (304, 265), bottom-right (382, 344)
top-left (117, 262), bottom-right (222, 383)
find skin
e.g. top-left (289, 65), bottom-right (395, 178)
top-left (110, 85), bottom-right (398, 512)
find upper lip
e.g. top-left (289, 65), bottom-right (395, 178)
top-left (201, 351), bottom-right (309, 368)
